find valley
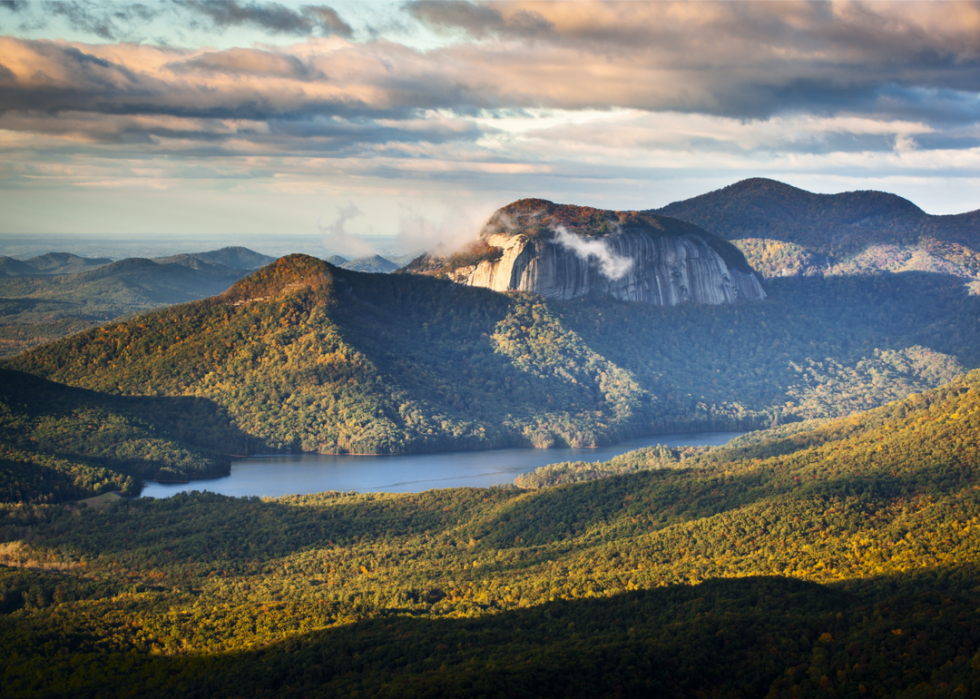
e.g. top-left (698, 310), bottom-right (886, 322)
top-left (1, 179), bottom-right (980, 697)
top-left (2, 252), bottom-right (976, 499)
top-left (2, 367), bottom-right (980, 696)
top-left (139, 431), bottom-right (743, 499)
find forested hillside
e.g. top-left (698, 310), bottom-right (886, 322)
top-left (2, 369), bottom-right (980, 696)
top-left (0, 248), bottom-right (272, 358)
top-left (0, 253), bottom-right (112, 277)
top-left (0, 369), bottom-right (244, 503)
top-left (3, 255), bottom-right (977, 463)
top-left (339, 254), bottom-right (404, 273)
top-left (152, 246), bottom-right (275, 271)
top-left (655, 178), bottom-right (980, 280)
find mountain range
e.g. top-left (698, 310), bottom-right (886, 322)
top-left (0, 246), bottom-right (276, 278)
top-left (3, 178), bottom-right (980, 697)
top-left (3, 362), bottom-right (980, 697)
top-left (0, 252), bottom-right (113, 277)
top-left (0, 247), bottom-right (276, 358)
top-left (3, 245), bottom-right (977, 488)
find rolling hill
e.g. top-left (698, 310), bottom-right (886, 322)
top-left (0, 252), bottom-right (112, 277)
top-left (0, 249), bottom-right (272, 358)
top-left (654, 178), bottom-right (980, 280)
top-left (0, 368), bottom-right (242, 502)
top-left (324, 253), bottom-right (411, 273)
top-left (3, 253), bottom-right (977, 461)
top-left (153, 246), bottom-right (276, 270)
top-left (2, 365), bottom-right (980, 696)
top-left (338, 253), bottom-right (404, 273)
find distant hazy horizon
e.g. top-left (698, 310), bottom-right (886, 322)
top-left (2, 1), bottom-right (979, 255)
top-left (0, 233), bottom-right (414, 262)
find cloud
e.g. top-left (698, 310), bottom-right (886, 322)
top-left (177, 1), bottom-right (352, 37)
top-left (397, 203), bottom-right (496, 255)
top-left (399, 1), bottom-right (980, 120)
top-left (1, 1), bottom-right (980, 222)
top-left (318, 202), bottom-right (376, 257)
top-left (520, 110), bottom-right (938, 156)
top-left (405, 0), bottom-right (554, 40)
top-left (38, 1), bottom-right (159, 41)
top-left (303, 5), bottom-right (353, 37)
top-left (552, 225), bottom-right (634, 281)
top-left (176, 48), bottom-right (324, 80)
top-left (3, 1), bottom-right (980, 127)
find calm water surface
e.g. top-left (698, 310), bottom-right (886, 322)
top-left (141, 431), bottom-right (745, 499)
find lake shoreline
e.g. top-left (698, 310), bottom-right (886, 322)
top-left (143, 431), bottom-right (749, 499)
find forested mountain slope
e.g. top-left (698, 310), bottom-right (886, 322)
top-left (339, 254), bottom-right (403, 273)
top-left (3, 255), bottom-right (978, 461)
top-left (0, 252), bottom-right (112, 277)
top-left (654, 178), bottom-right (980, 280)
top-left (0, 368), bottom-right (244, 502)
top-left (0, 253), bottom-right (263, 358)
top-left (153, 246), bottom-right (275, 270)
top-left (2, 368), bottom-right (980, 696)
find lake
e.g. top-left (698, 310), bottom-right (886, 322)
top-left (140, 431), bottom-right (746, 499)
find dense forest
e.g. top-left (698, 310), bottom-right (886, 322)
top-left (0, 368), bottom-right (245, 502)
top-left (2, 368), bottom-right (980, 696)
top-left (655, 177), bottom-right (980, 256)
top-left (655, 178), bottom-right (980, 281)
top-left (3, 255), bottom-right (977, 467)
top-left (2, 206), bottom-right (980, 695)
top-left (0, 248), bottom-right (273, 357)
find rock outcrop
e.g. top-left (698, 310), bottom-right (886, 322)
top-left (410, 199), bottom-right (766, 306)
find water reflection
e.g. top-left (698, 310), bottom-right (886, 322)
top-left (141, 431), bottom-right (745, 499)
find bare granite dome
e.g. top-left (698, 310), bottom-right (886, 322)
top-left (413, 199), bottom-right (766, 306)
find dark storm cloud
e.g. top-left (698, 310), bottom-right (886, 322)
top-left (177, 1), bottom-right (352, 37)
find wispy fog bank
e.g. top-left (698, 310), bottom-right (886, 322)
top-left (397, 204), bottom-right (497, 258)
top-left (553, 225), bottom-right (634, 280)
top-left (317, 203), bottom-right (377, 258)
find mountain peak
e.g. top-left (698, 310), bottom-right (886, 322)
top-left (221, 254), bottom-right (333, 304)
top-left (653, 177), bottom-right (928, 253)
top-left (410, 199), bottom-right (764, 305)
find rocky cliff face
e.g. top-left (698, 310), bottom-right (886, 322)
top-left (418, 199), bottom-right (765, 306)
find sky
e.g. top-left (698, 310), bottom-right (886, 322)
top-left (1, 0), bottom-right (979, 256)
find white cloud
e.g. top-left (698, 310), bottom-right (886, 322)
top-left (553, 225), bottom-right (634, 280)
top-left (317, 202), bottom-right (377, 257)
top-left (1, 2), bottom-right (979, 234)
